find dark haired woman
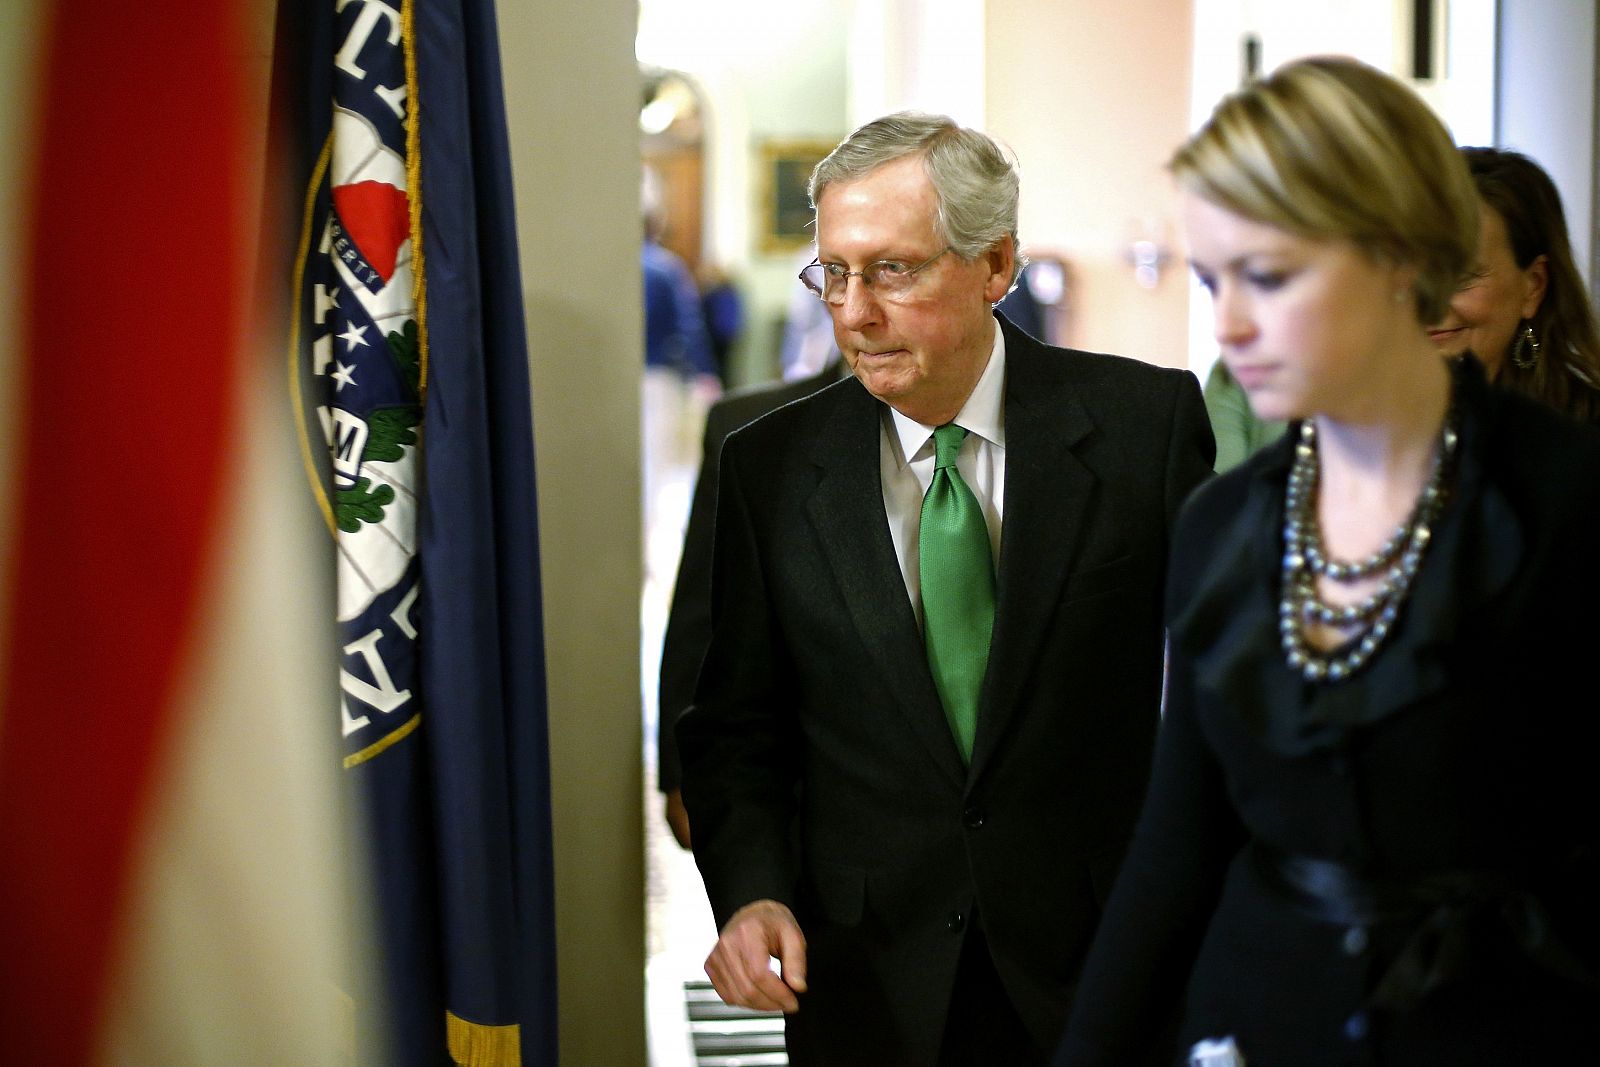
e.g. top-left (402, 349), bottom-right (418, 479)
top-left (1430, 147), bottom-right (1600, 423)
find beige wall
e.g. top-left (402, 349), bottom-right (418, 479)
top-left (986, 0), bottom-right (1195, 369)
top-left (500, 1), bottom-right (647, 1063)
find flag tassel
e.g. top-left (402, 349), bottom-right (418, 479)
top-left (446, 1011), bottom-right (522, 1067)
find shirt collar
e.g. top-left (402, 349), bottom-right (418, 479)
top-left (887, 317), bottom-right (1006, 467)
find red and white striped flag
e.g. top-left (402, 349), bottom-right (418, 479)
top-left (0, 3), bottom-right (368, 1062)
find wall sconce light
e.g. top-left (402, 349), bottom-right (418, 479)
top-left (1124, 218), bottom-right (1172, 290)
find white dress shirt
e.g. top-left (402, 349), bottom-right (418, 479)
top-left (880, 318), bottom-right (1006, 626)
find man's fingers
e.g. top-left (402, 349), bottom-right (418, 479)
top-left (775, 921), bottom-right (808, 993)
top-left (704, 900), bottom-right (807, 1013)
top-left (705, 946), bottom-right (798, 1012)
top-left (738, 969), bottom-right (799, 1013)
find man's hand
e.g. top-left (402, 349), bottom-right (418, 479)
top-left (705, 899), bottom-right (808, 1013)
top-left (664, 788), bottom-right (692, 850)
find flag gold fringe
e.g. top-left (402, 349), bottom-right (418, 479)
top-left (446, 1011), bottom-right (521, 1067)
top-left (401, 0), bottom-right (429, 404)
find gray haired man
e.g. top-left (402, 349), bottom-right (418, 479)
top-left (679, 112), bottom-right (1214, 1065)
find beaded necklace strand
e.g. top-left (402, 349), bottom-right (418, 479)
top-left (1278, 393), bottom-right (1460, 684)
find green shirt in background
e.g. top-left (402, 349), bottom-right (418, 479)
top-left (1203, 361), bottom-right (1287, 473)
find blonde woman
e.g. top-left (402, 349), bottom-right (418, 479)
top-left (1056, 57), bottom-right (1600, 1066)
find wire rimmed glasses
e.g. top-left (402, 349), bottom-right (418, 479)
top-left (798, 247), bottom-right (952, 305)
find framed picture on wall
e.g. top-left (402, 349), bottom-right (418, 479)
top-left (758, 139), bottom-right (835, 254)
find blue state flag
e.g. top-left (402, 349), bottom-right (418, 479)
top-left (277, 1), bottom-right (557, 1063)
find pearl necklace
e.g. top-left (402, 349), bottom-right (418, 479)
top-left (1279, 405), bottom-right (1459, 684)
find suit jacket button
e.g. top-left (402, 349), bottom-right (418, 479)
top-left (1341, 925), bottom-right (1368, 956)
top-left (1343, 1011), bottom-right (1369, 1042)
top-left (946, 911), bottom-right (966, 933)
top-left (962, 807), bottom-right (985, 829)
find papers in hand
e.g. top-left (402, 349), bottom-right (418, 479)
top-left (1189, 1036), bottom-right (1246, 1067)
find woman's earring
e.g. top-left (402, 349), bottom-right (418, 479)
top-left (1511, 319), bottom-right (1541, 369)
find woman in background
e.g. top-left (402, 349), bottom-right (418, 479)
top-left (1430, 146), bottom-right (1600, 422)
top-left (1056, 57), bottom-right (1600, 1066)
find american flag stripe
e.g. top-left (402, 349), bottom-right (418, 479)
top-left (0, 2), bottom-right (245, 1060)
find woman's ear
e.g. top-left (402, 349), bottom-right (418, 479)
top-left (1520, 254), bottom-right (1549, 320)
top-left (1387, 260), bottom-right (1421, 310)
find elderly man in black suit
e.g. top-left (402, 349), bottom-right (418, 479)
top-left (678, 112), bottom-right (1214, 1065)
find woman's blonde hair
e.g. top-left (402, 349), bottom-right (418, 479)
top-left (1170, 56), bottom-right (1478, 325)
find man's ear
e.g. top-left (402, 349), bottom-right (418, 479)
top-left (983, 235), bottom-right (1016, 305)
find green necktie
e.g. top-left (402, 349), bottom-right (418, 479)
top-left (919, 423), bottom-right (995, 762)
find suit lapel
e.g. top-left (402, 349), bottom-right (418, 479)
top-left (805, 382), bottom-right (967, 788)
top-left (969, 328), bottom-right (1096, 776)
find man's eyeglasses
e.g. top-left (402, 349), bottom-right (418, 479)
top-left (798, 247), bottom-right (952, 305)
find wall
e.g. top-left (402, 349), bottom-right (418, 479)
top-left (985, 0), bottom-right (1196, 369)
top-left (1497, 0), bottom-right (1597, 290)
top-left (498, 1), bottom-right (648, 1063)
top-left (848, 0), bottom-right (987, 126)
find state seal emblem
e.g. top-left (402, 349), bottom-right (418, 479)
top-left (291, 0), bottom-right (425, 766)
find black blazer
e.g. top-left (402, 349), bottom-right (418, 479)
top-left (658, 360), bottom-right (843, 793)
top-left (680, 316), bottom-right (1214, 1063)
top-left (1056, 359), bottom-right (1600, 1065)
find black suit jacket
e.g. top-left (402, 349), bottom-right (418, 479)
top-left (679, 316), bottom-right (1214, 1063)
top-left (658, 360), bottom-right (843, 793)
top-left (1057, 358), bottom-right (1600, 1065)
